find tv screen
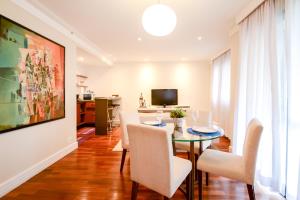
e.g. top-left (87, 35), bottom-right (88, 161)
top-left (151, 89), bottom-right (178, 106)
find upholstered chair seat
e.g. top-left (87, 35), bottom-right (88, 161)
top-left (197, 150), bottom-right (245, 182)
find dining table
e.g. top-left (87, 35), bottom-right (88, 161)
top-left (163, 122), bottom-right (224, 200)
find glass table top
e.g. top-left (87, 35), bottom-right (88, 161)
top-left (163, 123), bottom-right (224, 142)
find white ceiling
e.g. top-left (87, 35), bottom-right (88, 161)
top-left (28, 0), bottom-right (251, 62)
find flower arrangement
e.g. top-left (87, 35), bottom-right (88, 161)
top-left (170, 108), bottom-right (186, 118)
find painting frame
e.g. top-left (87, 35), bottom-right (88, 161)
top-left (0, 14), bottom-right (65, 134)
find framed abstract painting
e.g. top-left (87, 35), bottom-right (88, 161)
top-left (0, 15), bottom-right (65, 134)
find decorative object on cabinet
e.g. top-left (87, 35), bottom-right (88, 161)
top-left (139, 93), bottom-right (147, 108)
top-left (0, 15), bottom-right (65, 134)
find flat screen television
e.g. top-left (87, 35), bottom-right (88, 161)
top-left (151, 89), bottom-right (178, 107)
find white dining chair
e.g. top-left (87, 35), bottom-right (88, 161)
top-left (127, 123), bottom-right (192, 199)
top-left (119, 111), bottom-right (140, 172)
top-left (197, 119), bottom-right (263, 200)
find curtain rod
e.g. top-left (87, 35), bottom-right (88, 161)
top-left (236, 0), bottom-right (266, 24)
top-left (211, 49), bottom-right (230, 62)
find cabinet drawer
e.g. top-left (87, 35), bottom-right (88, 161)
top-left (85, 114), bottom-right (95, 123)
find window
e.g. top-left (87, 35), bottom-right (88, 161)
top-left (211, 50), bottom-right (231, 136)
top-left (286, 0), bottom-right (300, 199)
top-left (233, 0), bottom-right (300, 198)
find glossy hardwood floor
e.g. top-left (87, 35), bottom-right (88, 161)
top-left (2, 127), bottom-right (276, 200)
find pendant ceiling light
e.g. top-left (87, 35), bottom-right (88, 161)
top-left (142, 4), bottom-right (177, 37)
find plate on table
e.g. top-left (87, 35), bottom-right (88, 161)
top-left (143, 121), bottom-right (161, 126)
top-left (191, 126), bottom-right (218, 134)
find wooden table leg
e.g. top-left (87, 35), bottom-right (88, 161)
top-left (171, 133), bottom-right (177, 156)
top-left (189, 141), bottom-right (195, 200)
top-left (198, 141), bottom-right (203, 200)
top-left (199, 141), bottom-right (203, 155)
top-left (172, 140), bottom-right (176, 156)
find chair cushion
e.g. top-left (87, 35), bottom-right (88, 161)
top-left (175, 140), bottom-right (211, 154)
top-left (170, 156), bottom-right (192, 197)
top-left (197, 149), bottom-right (246, 183)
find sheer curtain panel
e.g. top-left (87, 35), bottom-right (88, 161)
top-left (285, 0), bottom-right (300, 199)
top-left (233, 0), bottom-right (287, 195)
top-left (211, 51), bottom-right (231, 138)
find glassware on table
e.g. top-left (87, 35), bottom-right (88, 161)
top-left (191, 109), bottom-right (200, 125)
top-left (156, 110), bottom-right (163, 124)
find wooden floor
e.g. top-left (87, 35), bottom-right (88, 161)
top-left (2, 127), bottom-right (275, 200)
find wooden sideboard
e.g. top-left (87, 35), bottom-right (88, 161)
top-left (137, 106), bottom-right (190, 113)
top-left (77, 101), bottom-right (95, 127)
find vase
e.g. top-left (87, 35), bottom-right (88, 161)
top-left (173, 118), bottom-right (184, 128)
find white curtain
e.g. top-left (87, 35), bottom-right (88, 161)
top-left (211, 51), bottom-right (231, 137)
top-left (285, 0), bottom-right (300, 199)
top-left (233, 0), bottom-right (287, 195)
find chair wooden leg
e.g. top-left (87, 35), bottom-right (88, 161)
top-left (205, 172), bottom-right (209, 186)
top-left (246, 184), bottom-right (256, 200)
top-left (185, 172), bottom-right (190, 200)
top-left (198, 170), bottom-right (202, 200)
top-left (131, 181), bottom-right (139, 200)
top-left (120, 149), bottom-right (127, 172)
top-left (195, 154), bottom-right (199, 180)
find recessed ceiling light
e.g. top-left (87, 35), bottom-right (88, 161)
top-left (197, 36), bottom-right (203, 41)
top-left (137, 37), bottom-right (142, 41)
top-left (78, 57), bottom-right (84, 62)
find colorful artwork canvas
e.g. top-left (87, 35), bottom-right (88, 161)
top-left (0, 15), bottom-right (65, 134)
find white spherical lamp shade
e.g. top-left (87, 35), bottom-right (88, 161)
top-left (142, 4), bottom-right (177, 37)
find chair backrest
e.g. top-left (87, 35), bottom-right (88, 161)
top-left (242, 118), bottom-right (264, 184)
top-left (119, 112), bottom-right (140, 149)
top-left (127, 124), bottom-right (174, 197)
top-left (185, 109), bottom-right (212, 127)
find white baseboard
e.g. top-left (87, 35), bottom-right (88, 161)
top-left (0, 142), bottom-right (78, 198)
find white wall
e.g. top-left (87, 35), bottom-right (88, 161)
top-left (77, 61), bottom-right (211, 112)
top-left (0, 0), bottom-right (77, 196)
